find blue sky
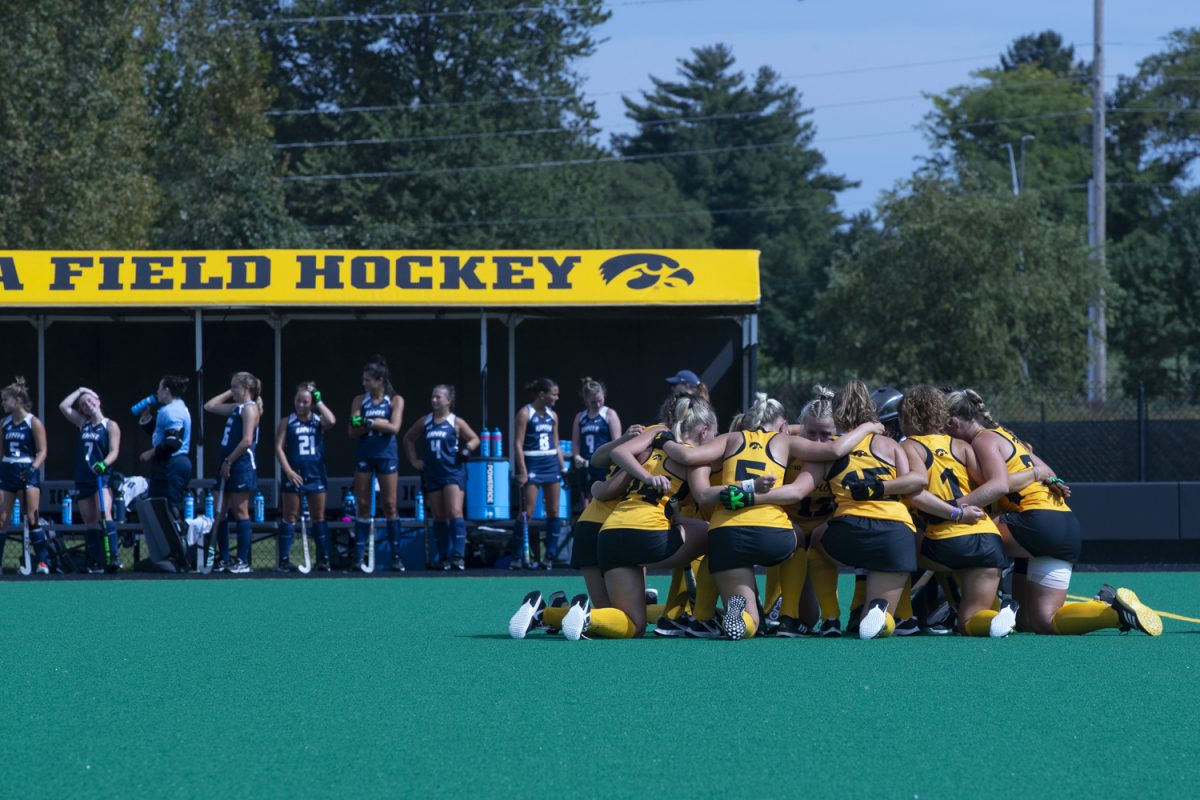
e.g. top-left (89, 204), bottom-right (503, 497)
top-left (581, 0), bottom-right (1197, 213)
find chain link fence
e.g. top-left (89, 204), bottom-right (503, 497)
top-left (770, 382), bottom-right (1200, 483)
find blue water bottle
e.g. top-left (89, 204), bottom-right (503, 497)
top-left (12, 497), bottom-right (20, 525)
top-left (415, 487), bottom-right (425, 521)
top-left (561, 439), bottom-right (572, 456)
top-left (343, 488), bottom-right (355, 519)
top-left (253, 491), bottom-right (265, 523)
top-left (184, 492), bottom-right (195, 520)
top-left (130, 394), bottom-right (157, 415)
top-left (493, 427), bottom-right (503, 459)
top-left (62, 494), bottom-right (73, 525)
top-left (480, 427), bottom-right (492, 458)
top-left (204, 490), bottom-right (215, 519)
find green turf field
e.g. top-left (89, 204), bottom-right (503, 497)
top-left (2, 571), bottom-right (1197, 799)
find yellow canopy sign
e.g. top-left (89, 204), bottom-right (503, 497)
top-left (0, 250), bottom-right (759, 307)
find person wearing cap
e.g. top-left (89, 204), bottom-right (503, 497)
top-left (665, 370), bottom-right (710, 401)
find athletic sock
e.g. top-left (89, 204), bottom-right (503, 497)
top-left (692, 557), bottom-right (719, 621)
top-left (589, 607), bottom-right (638, 639)
top-left (236, 519), bottom-right (252, 563)
top-left (764, 565), bottom-right (782, 614)
top-left (663, 566), bottom-right (688, 620)
top-left (31, 526), bottom-right (49, 563)
top-left (807, 548), bottom-right (841, 619)
top-left (543, 606), bottom-right (569, 629)
top-left (218, 520), bottom-right (231, 561)
top-left (879, 611), bottom-right (896, 638)
top-left (387, 518), bottom-right (402, 557)
top-left (740, 608), bottom-right (759, 638)
top-left (645, 603), bottom-right (665, 620)
top-left (896, 576), bottom-right (914, 620)
top-left (999, 562), bottom-right (1015, 602)
top-left (545, 518), bottom-right (562, 563)
top-left (431, 520), bottom-right (449, 562)
top-left (780, 547), bottom-right (808, 619)
top-left (105, 520), bottom-right (119, 566)
top-left (850, 573), bottom-right (866, 614)
top-left (354, 519), bottom-right (369, 559)
top-left (83, 528), bottom-right (100, 565)
top-left (963, 609), bottom-right (999, 637)
top-left (315, 521), bottom-right (331, 560)
top-left (452, 518), bottom-right (467, 559)
top-left (1052, 599), bottom-right (1119, 635)
top-left (278, 522), bottom-right (296, 565)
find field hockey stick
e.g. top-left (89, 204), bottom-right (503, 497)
top-left (910, 570), bottom-right (934, 598)
top-left (200, 479), bottom-right (225, 574)
top-left (362, 475), bottom-right (376, 574)
top-left (520, 509), bottom-right (531, 569)
top-left (97, 472), bottom-right (114, 569)
top-left (18, 486), bottom-right (32, 576)
top-left (297, 496), bottom-right (312, 574)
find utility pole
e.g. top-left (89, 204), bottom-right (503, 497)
top-left (1088, 0), bottom-right (1107, 402)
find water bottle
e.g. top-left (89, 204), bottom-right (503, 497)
top-left (561, 439), bottom-right (572, 456)
top-left (480, 428), bottom-right (492, 458)
top-left (204, 490), bottom-right (215, 519)
top-left (343, 488), bottom-right (355, 518)
top-left (492, 427), bottom-right (503, 459)
top-left (415, 487), bottom-right (425, 521)
top-left (62, 494), bottom-right (73, 525)
top-left (12, 497), bottom-right (20, 525)
top-left (253, 491), bottom-right (265, 523)
top-left (183, 492), bottom-right (195, 520)
top-left (130, 394), bottom-right (157, 415)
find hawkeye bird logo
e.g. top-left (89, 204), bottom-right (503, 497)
top-left (598, 253), bottom-right (695, 290)
top-left (935, 448), bottom-right (948, 457)
top-left (852, 450), bottom-right (869, 458)
top-left (748, 442), bottom-right (764, 450)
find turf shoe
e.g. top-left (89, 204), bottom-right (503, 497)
top-left (562, 594), bottom-right (592, 641)
top-left (1093, 583), bottom-right (1117, 604)
top-left (846, 604), bottom-right (863, 636)
top-left (543, 590), bottom-right (569, 635)
top-left (212, 558), bottom-right (229, 574)
top-left (392, 556), bottom-right (406, 572)
top-left (452, 557), bottom-right (465, 571)
top-left (817, 617), bottom-right (842, 638)
top-left (989, 599), bottom-right (1019, 637)
top-left (1112, 587), bottom-right (1163, 637)
top-left (894, 616), bottom-right (921, 636)
top-left (277, 558), bottom-right (296, 573)
top-left (653, 614), bottom-right (689, 637)
top-left (228, 558), bottom-right (251, 574)
top-left (645, 587), bottom-right (659, 605)
top-left (776, 615), bottom-right (812, 638)
top-left (723, 595), bottom-right (749, 640)
top-left (316, 558), bottom-right (332, 572)
top-left (35, 562), bottom-right (49, 575)
top-left (507, 591), bottom-right (546, 639)
top-left (858, 598), bottom-right (890, 640)
top-left (442, 560), bottom-right (452, 572)
top-left (684, 616), bottom-right (721, 639)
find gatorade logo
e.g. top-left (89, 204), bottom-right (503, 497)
top-left (598, 253), bottom-right (695, 290)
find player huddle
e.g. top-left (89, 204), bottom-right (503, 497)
top-left (508, 378), bottom-right (1164, 641)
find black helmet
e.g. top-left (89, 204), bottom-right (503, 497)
top-left (869, 385), bottom-right (903, 423)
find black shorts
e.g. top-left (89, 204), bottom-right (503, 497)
top-left (422, 474), bottom-right (465, 494)
top-left (597, 526), bottom-right (683, 573)
top-left (1000, 509), bottom-right (1081, 563)
top-left (921, 532), bottom-right (1008, 570)
top-left (822, 516), bottom-right (917, 573)
top-left (570, 520), bottom-right (602, 569)
top-left (0, 463), bottom-right (39, 492)
top-left (707, 525), bottom-right (796, 574)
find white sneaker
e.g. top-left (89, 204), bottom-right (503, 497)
top-left (228, 559), bottom-right (252, 574)
top-left (989, 599), bottom-right (1019, 637)
top-left (507, 591), bottom-right (544, 640)
top-left (858, 598), bottom-right (890, 640)
top-left (561, 594), bottom-right (591, 641)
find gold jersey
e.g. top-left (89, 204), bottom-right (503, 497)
top-left (908, 433), bottom-right (1000, 540)
top-left (988, 426), bottom-right (1070, 513)
top-left (578, 463), bottom-right (621, 525)
top-left (828, 433), bottom-right (915, 530)
top-left (600, 443), bottom-right (689, 532)
top-left (784, 457), bottom-right (836, 532)
top-left (710, 430), bottom-right (791, 530)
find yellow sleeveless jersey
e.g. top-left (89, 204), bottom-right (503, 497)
top-left (908, 434), bottom-right (1000, 540)
top-left (784, 457), bottom-right (836, 532)
top-left (710, 430), bottom-right (791, 530)
top-left (600, 443), bottom-right (689, 532)
top-left (578, 463), bottom-right (620, 525)
top-left (989, 427), bottom-right (1070, 513)
top-left (828, 433), bottom-right (915, 530)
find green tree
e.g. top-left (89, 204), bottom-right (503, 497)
top-left (1000, 31), bottom-right (1085, 77)
top-left (0, 1), bottom-right (158, 247)
top-left (616, 44), bottom-right (851, 374)
top-left (147, 0), bottom-right (299, 247)
top-left (815, 175), bottom-right (1097, 393)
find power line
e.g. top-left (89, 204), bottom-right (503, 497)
top-left (251, 0), bottom-right (700, 26)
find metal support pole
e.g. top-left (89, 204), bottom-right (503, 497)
top-left (194, 310), bottom-right (204, 479)
top-left (1137, 381), bottom-right (1147, 482)
top-left (1089, 0), bottom-right (1108, 401)
top-left (273, 316), bottom-right (285, 487)
top-left (507, 316), bottom-right (518, 469)
top-left (36, 316), bottom-right (46, 477)
top-left (480, 313), bottom-right (489, 428)
top-left (743, 313), bottom-right (759, 406)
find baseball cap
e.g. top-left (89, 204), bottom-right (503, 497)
top-left (665, 369), bottom-right (701, 387)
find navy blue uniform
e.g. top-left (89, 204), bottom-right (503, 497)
top-left (219, 402), bottom-right (258, 493)
top-left (74, 419), bottom-right (111, 499)
top-left (0, 414), bottom-right (40, 491)
top-left (577, 406), bottom-right (613, 484)
top-left (422, 413), bottom-right (465, 493)
top-left (282, 413), bottom-right (327, 494)
top-left (355, 393), bottom-right (399, 474)
top-left (522, 405), bottom-right (560, 485)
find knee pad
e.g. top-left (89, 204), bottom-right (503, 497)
top-left (1026, 557), bottom-right (1072, 590)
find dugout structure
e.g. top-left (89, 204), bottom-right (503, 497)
top-left (0, 250), bottom-right (760, 486)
